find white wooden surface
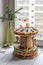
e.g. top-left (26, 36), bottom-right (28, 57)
top-left (0, 45), bottom-right (43, 65)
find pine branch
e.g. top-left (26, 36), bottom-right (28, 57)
top-left (14, 7), bottom-right (23, 14)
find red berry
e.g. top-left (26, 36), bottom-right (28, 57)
top-left (23, 19), bottom-right (27, 22)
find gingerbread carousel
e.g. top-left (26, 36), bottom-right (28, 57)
top-left (13, 22), bottom-right (38, 59)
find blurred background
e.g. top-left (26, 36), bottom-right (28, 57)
top-left (0, 0), bottom-right (43, 46)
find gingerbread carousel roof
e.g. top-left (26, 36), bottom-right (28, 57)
top-left (13, 27), bottom-right (38, 35)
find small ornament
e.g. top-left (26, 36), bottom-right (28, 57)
top-left (20, 25), bottom-right (23, 28)
top-left (23, 19), bottom-right (27, 22)
top-left (26, 23), bottom-right (30, 28)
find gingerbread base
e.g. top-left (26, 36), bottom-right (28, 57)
top-left (13, 46), bottom-right (38, 59)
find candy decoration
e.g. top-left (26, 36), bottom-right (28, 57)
top-left (23, 19), bottom-right (27, 22)
top-left (20, 25), bottom-right (23, 28)
top-left (26, 23), bottom-right (30, 28)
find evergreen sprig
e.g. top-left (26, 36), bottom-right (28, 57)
top-left (0, 7), bottom-right (23, 22)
